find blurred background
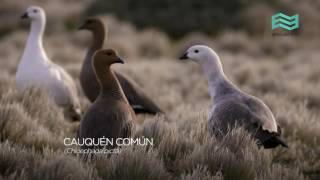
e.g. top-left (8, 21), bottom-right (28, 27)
top-left (1, 0), bottom-right (320, 58)
top-left (0, 0), bottom-right (320, 179)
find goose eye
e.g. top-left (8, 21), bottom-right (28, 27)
top-left (194, 50), bottom-right (199, 53)
top-left (106, 52), bottom-right (112, 56)
top-left (33, 9), bottom-right (38, 13)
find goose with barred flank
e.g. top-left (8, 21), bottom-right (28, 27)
top-left (180, 45), bottom-right (288, 149)
top-left (78, 49), bottom-right (135, 149)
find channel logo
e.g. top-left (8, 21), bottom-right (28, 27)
top-left (272, 13), bottom-right (299, 31)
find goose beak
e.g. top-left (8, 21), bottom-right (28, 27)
top-left (179, 52), bottom-right (189, 60)
top-left (116, 58), bottom-right (124, 64)
top-left (21, 12), bottom-right (29, 19)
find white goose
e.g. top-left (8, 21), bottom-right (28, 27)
top-left (180, 45), bottom-right (287, 148)
top-left (16, 6), bottom-right (81, 121)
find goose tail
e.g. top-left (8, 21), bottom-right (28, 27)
top-left (262, 136), bottom-right (288, 149)
top-left (65, 106), bottom-right (82, 121)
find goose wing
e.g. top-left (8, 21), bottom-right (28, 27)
top-left (115, 71), bottom-right (163, 115)
top-left (245, 96), bottom-right (278, 133)
top-left (47, 63), bottom-right (81, 117)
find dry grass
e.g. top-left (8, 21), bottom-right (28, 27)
top-left (0, 1), bottom-right (319, 180)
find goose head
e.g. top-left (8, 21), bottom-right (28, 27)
top-left (21, 6), bottom-right (45, 22)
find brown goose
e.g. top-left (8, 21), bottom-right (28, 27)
top-left (79, 49), bottom-right (135, 149)
top-left (180, 45), bottom-right (288, 149)
top-left (78, 17), bottom-right (163, 115)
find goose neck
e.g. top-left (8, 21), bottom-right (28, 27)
top-left (95, 65), bottom-right (126, 101)
top-left (91, 28), bottom-right (105, 50)
top-left (200, 53), bottom-right (230, 99)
